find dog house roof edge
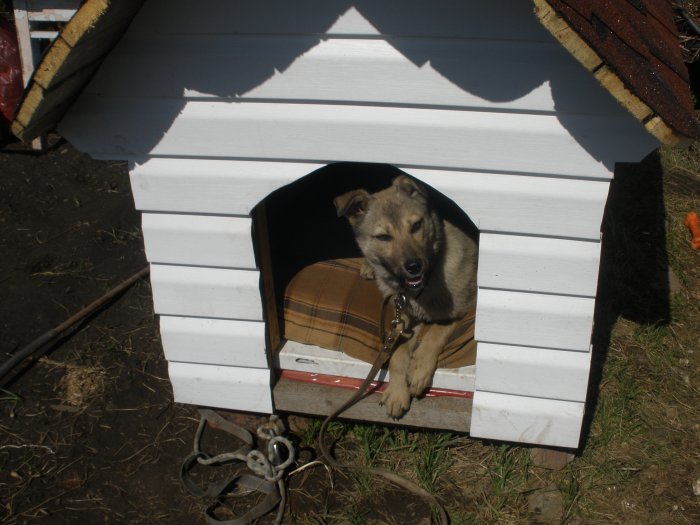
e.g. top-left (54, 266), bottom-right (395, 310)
top-left (10, 0), bottom-right (699, 146)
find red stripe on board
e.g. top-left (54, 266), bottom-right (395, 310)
top-left (279, 370), bottom-right (473, 399)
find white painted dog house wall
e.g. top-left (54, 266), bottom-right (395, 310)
top-left (58, 0), bottom-right (658, 449)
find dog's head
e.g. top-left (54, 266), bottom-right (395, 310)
top-left (334, 176), bottom-right (442, 294)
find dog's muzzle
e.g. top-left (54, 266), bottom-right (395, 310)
top-left (403, 259), bottom-right (426, 290)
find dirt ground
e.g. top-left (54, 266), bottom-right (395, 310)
top-left (0, 136), bottom-right (206, 523)
top-left (0, 136), bottom-right (445, 524)
top-left (1, 134), bottom-right (700, 525)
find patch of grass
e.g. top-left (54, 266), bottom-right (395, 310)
top-left (0, 387), bottom-right (22, 402)
top-left (413, 432), bottom-right (454, 493)
top-left (481, 445), bottom-right (530, 518)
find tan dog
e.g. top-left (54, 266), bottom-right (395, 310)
top-left (334, 175), bottom-right (478, 418)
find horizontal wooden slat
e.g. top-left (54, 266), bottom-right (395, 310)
top-left (277, 340), bottom-right (475, 392)
top-left (150, 264), bottom-right (263, 320)
top-left (273, 377), bottom-right (471, 432)
top-left (87, 34), bottom-right (621, 116)
top-left (168, 362), bottom-right (272, 413)
top-left (406, 168), bottom-right (611, 240)
top-left (142, 213), bottom-right (256, 268)
top-left (475, 343), bottom-right (591, 402)
top-left (470, 391), bottom-right (584, 448)
top-left (475, 289), bottom-right (594, 351)
top-left (59, 98), bottom-right (654, 178)
top-left (477, 233), bottom-right (602, 296)
top-left (129, 0), bottom-right (552, 42)
top-left (129, 159), bottom-right (321, 215)
top-left (160, 316), bottom-right (267, 368)
top-left (129, 159), bottom-right (611, 240)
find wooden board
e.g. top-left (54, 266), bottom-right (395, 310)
top-left (470, 390), bottom-right (584, 448)
top-left (277, 340), bottom-right (475, 392)
top-left (59, 97), bottom-right (656, 178)
top-left (129, 159), bottom-right (612, 240)
top-left (129, 0), bottom-right (552, 42)
top-left (477, 233), bottom-right (601, 297)
top-left (142, 213), bottom-right (256, 269)
top-left (149, 264), bottom-right (263, 320)
top-left (475, 342), bottom-right (591, 402)
top-left (475, 289), bottom-right (594, 351)
top-left (168, 362), bottom-right (273, 413)
top-left (12, 0), bottom-right (144, 141)
top-left (84, 34), bottom-right (621, 117)
top-left (273, 377), bottom-right (471, 432)
top-left (160, 316), bottom-right (267, 368)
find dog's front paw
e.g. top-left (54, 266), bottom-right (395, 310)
top-left (359, 261), bottom-right (376, 280)
top-left (407, 359), bottom-right (436, 397)
top-left (380, 382), bottom-right (410, 419)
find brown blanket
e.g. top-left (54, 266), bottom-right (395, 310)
top-left (283, 258), bottom-right (476, 368)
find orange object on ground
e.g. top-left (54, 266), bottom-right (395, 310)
top-left (685, 212), bottom-right (700, 250)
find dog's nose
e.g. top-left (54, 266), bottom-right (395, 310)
top-left (404, 259), bottom-right (423, 276)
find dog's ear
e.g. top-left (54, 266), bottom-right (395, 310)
top-left (393, 175), bottom-right (427, 199)
top-left (334, 189), bottom-right (370, 225)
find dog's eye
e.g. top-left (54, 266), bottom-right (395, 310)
top-left (374, 234), bottom-right (393, 242)
top-left (410, 219), bottom-right (423, 233)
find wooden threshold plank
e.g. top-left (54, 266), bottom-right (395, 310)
top-left (272, 377), bottom-right (471, 432)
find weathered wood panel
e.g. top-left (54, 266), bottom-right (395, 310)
top-left (60, 97), bottom-right (653, 178)
top-left (477, 233), bottom-right (602, 297)
top-left (142, 213), bottom-right (256, 268)
top-left (150, 264), bottom-right (263, 320)
top-left (160, 316), bottom-right (267, 368)
top-left (277, 341), bottom-right (476, 392)
top-left (470, 391), bottom-right (584, 448)
top-left (168, 362), bottom-right (273, 413)
top-left (86, 35), bottom-right (621, 116)
top-left (476, 289), bottom-right (594, 351)
top-left (12, 0), bottom-right (145, 141)
top-left (475, 343), bottom-right (591, 402)
top-left (273, 377), bottom-right (471, 432)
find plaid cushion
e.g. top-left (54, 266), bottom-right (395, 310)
top-left (283, 258), bottom-right (476, 368)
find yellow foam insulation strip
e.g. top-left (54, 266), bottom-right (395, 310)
top-left (533, 0), bottom-right (693, 147)
top-left (11, 0), bottom-right (144, 141)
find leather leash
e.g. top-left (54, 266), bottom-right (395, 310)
top-left (317, 293), bottom-right (450, 525)
top-left (180, 409), bottom-right (295, 525)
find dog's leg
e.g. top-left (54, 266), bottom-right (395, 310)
top-left (407, 323), bottom-right (452, 397)
top-left (380, 342), bottom-right (413, 418)
top-left (359, 259), bottom-right (375, 280)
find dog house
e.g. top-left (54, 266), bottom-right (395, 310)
top-left (12, 0), bottom-right (699, 449)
